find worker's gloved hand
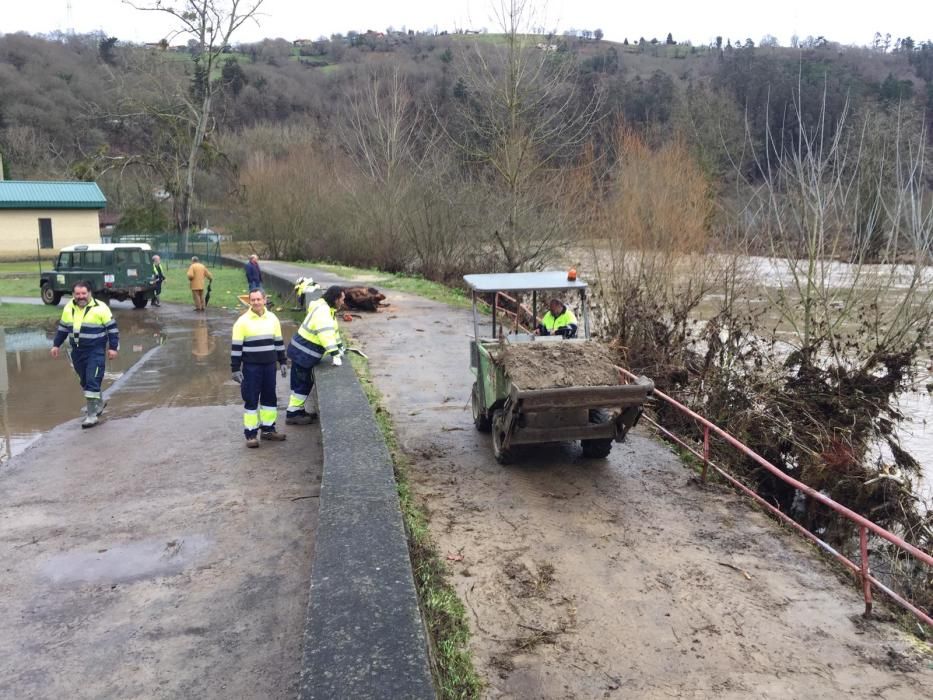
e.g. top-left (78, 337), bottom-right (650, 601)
top-left (231, 370), bottom-right (244, 384)
top-left (331, 354), bottom-right (343, 367)
top-left (280, 364), bottom-right (288, 378)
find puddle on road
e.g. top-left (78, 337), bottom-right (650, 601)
top-left (39, 534), bottom-right (212, 585)
top-left (0, 305), bottom-right (295, 462)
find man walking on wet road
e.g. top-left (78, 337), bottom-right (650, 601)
top-left (151, 254), bottom-right (166, 307)
top-left (187, 256), bottom-right (213, 311)
top-left (286, 285), bottom-right (345, 425)
top-left (50, 281), bottom-right (119, 428)
top-left (231, 289), bottom-right (288, 448)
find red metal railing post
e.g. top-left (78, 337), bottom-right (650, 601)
top-left (702, 425), bottom-right (710, 483)
top-left (859, 526), bottom-right (873, 618)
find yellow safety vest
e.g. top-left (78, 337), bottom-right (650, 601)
top-left (231, 309), bottom-right (285, 370)
top-left (289, 298), bottom-right (339, 364)
top-left (541, 307), bottom-right (577, 333)
top-left (56, 298), bottom-right (118, 349)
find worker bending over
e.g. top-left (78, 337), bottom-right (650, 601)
top-left (535, 298), bottom-right (578, 338)
top-left (231, 289), bottom-right (288, 448)
top-left (286, 285), bottom-right (345, 425)
top-left (50, 280), bottom-right (119, 428)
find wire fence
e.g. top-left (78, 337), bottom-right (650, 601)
top-left (104, 232), bottom-right (223, 267)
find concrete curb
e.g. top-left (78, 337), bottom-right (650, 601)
top-left (260, 265), bottom-right (435, 700)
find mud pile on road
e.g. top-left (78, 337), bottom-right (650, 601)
top-left (493, 341), bottom-right (623, 389)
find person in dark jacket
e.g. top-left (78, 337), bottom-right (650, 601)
top-left (245, 254), bottom-right (263, 291)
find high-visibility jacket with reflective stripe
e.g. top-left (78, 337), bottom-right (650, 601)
top-left (231, 309), bottom-right (286, 371)
top-left (287, 299), bottom-right (339, 368)
top-left (539, 307), bottom-right (578, 336)
top-left (53, 298), bottom-right (119, 351)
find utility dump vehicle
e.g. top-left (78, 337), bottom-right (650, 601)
top-left (465, 271), bottom-right (654, 464)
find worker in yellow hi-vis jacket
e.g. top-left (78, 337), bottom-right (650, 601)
top-left (285, 285), bottom-right (345, 425)
top-left (50, 280), bottom-right (119, 429)
top-left (231, 289), bottom-right (288, 448)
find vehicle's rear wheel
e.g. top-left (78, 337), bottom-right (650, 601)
top-left (96, 292), bottom-right (110, 305)
top-left (581, 409), bottom-right (613, 459)
top-left (491, 409), bottom-right (515, 465)
top-left (471, 382), bottom-right (491, 432)
top-left (132, 292), bottom-right (149, 309)
top-left (40, 283), bottom-right (62, 306)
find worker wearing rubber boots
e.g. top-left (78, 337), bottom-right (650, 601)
top-left (286, 285), bottom-right (345, 425)
top-left (231, 289), bottom-right (288, 448)
top-left (535, 298), bottom-right (579, 338)
top-left (50, 281), bottom-right (119, 428)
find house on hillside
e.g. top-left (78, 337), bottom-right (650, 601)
top-left (0, 181), bottom-right (106, 259)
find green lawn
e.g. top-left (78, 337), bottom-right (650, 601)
top-left (0, 274), bottom-right (41, 298)
top-left (0, 261), bottom-right (277, 311)
top-left (0, 303), bottom-right (61, 328)
top-left (154, 264), bottom-right (254, 307)
top-left (0, 261), bottom-right (46, 273)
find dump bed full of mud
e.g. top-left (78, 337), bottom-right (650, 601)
top-left (492, 341), bottom-right (623, 390)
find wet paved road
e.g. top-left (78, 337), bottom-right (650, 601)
top-left (0, 302), bottom-right (320, 699)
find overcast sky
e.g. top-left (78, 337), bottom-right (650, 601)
top-left (1, 0), bottom-right (930, 48)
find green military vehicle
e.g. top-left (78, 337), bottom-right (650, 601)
top-left (465, 271), bottom-right (654, 464)
top-left (40, 243), bottom-right (158, 308)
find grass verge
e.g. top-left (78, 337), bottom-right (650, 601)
top-left (299, 261), bottom-right (473, 309)
top-left (348, 347), bottom-right (482, 700)
top-left (0, 303), bottom-right (61, 328)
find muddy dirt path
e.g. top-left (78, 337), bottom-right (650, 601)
top-left (0, 304), bottom-right (321, 699)
top-left (266, 261), bottom-right (932, 699)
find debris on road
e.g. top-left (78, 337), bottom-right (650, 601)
top-left (718, 561), bottom-right (753, 580)
top-left (344, 286), bottom-right (387, 312)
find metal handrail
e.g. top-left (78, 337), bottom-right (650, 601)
top-left (493, 291), bottom-right (535, 334)
top-left (618, 366), bottom-right (933, 627)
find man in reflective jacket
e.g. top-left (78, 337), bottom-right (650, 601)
top-left (285, 285), bottom-right (345, 425)
top-left (231, 289), bottom-right (288, 448)
top-left (50, 281), bottom-right (119, 428)
top-left (535, 298), bottom-right (578, 338)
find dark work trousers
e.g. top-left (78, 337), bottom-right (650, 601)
top-left (287, 363), bottom-right (315, 417)
top-left (241, 362), bottom-right (278, 438)
top-left (71, 344), bottom-right (106, 400)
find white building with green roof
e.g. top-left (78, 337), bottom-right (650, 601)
top-left (0, 181), bottom-right (106, 259)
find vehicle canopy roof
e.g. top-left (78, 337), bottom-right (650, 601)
top-left (463, 271), bottom-right (588, 293)
top-left (60, 243), bottom-right (153, 252)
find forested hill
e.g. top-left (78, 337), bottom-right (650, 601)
top-left (1, 28), bottom-right (932, 254)
top-left (1, 31), bottom-right (931, 181)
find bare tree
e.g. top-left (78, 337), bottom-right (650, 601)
top-left (339, 66), bottom-right (428, 271)
top-left (123, 0), bottom-right (264, 244)
top-left (447, 0), bottom-right (601, 271)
